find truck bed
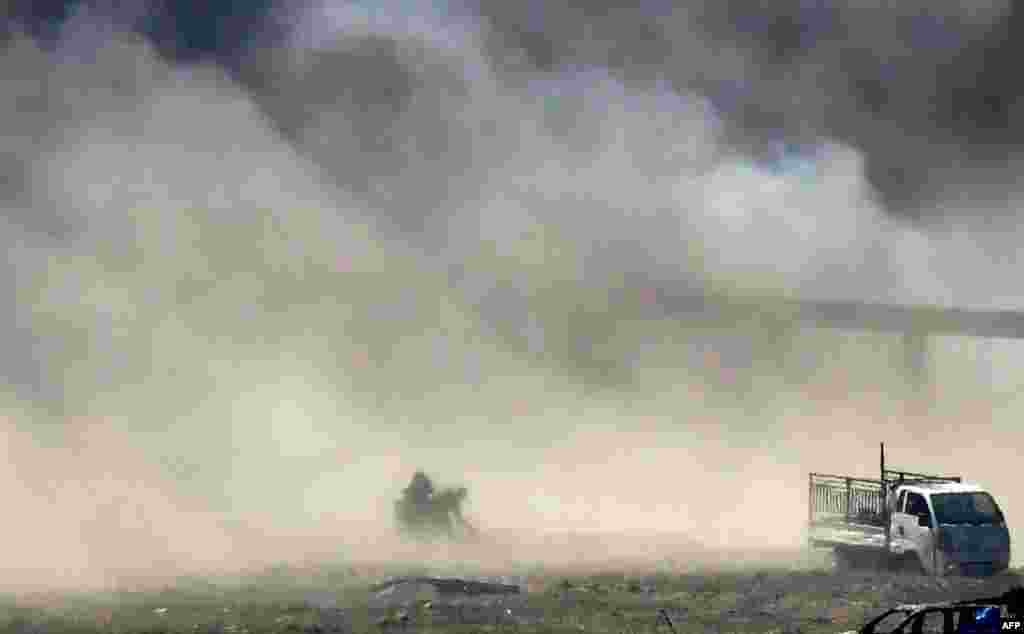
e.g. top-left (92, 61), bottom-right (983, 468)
top-left (808, 472), bottom-right (888, 553)
top-left (807, 520), bottom-right (888, 552)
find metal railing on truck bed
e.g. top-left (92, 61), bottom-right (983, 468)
top-left (808, 444), bottom-right (964, 528)
top-left (808, 473), bottom-right (886, 527)
top-left (882, 469), bottom-right (961, 486)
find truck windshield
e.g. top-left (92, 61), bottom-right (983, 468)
top-left (931, 492), bottom-right (1004, 526)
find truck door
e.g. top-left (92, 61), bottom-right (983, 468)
top-left (903, 492), bottom-right (937, 573)
top-left (891, 490), bottom-right (910, 554)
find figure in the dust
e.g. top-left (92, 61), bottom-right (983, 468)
top-left (400, 471), bottom-right (435, 531)
top-left (394, 471), bottom-right (478, 541)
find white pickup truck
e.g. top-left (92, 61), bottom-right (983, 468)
top-left (807, 443), bottom-right (1011, 576)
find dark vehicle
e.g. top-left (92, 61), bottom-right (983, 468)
top-left (842, 587), bottom-right (1024, 634)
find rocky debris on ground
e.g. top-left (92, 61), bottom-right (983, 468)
top-left (367, 575), bottom-right (539, 627)
top-left (369, 576), bottom-right (521, 604)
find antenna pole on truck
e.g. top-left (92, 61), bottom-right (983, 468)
top-left (880, 442), bottom-right (890, 549)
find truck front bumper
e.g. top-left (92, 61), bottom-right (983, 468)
top-left (938, 553), bottom-right (1010, 577)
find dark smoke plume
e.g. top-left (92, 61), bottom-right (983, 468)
top-left (1, 0), bottom-right (1024, 589)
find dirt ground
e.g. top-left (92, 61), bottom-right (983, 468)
top-left (3, 549), bottom-right (1021, 634)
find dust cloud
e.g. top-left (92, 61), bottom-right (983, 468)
top-left (1, 1), bottom-right (1024, 592)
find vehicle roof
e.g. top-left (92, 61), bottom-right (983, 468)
top-left (897, 481), bottom-right (986, 495)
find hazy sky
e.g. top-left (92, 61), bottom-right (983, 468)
top-left (2, 0), bottom-right (1024, 590)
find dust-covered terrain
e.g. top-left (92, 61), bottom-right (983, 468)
top-left (3, 0), bottom-right (1024, 619)
top-left (3, 558), bottom-right (1023, 633)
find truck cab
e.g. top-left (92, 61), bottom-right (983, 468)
top-left (887, 481), bottom-right (1010, 577)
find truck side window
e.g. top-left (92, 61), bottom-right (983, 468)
top-left (906, 493), bottom-right (928, 517)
